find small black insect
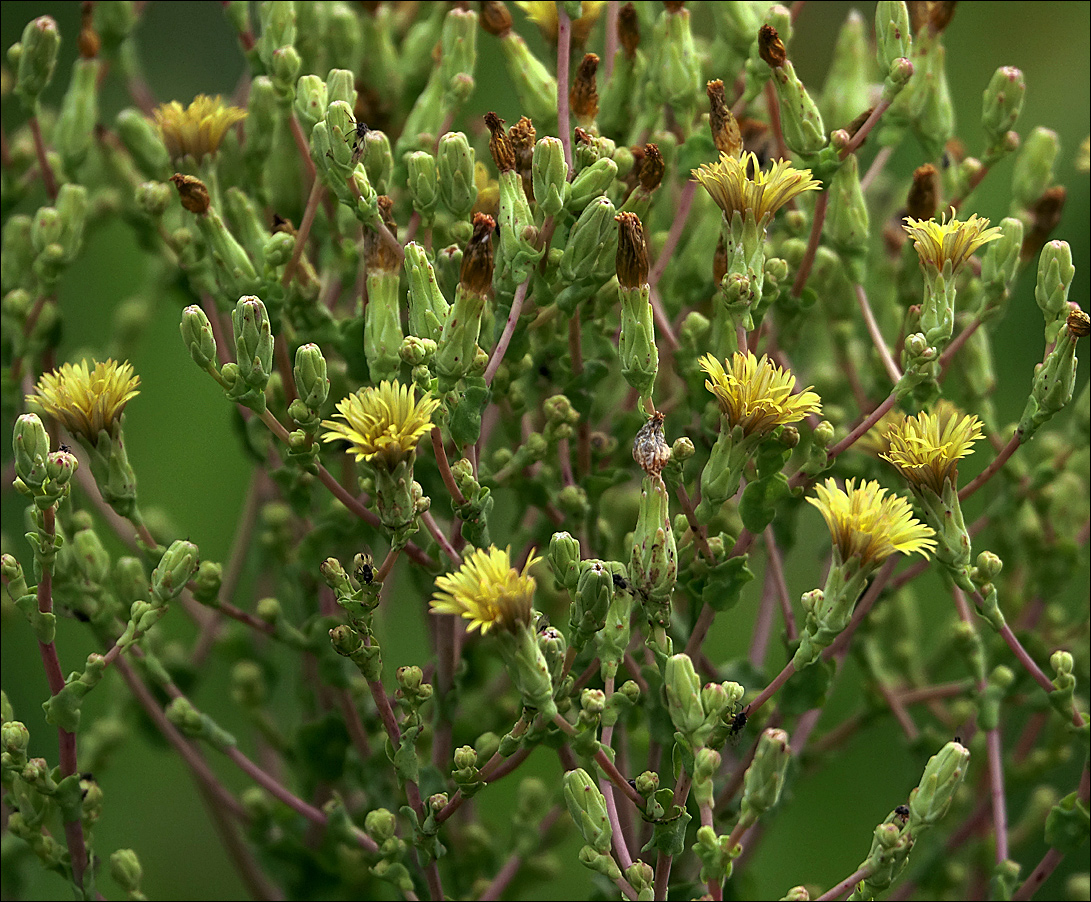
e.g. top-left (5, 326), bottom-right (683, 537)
top-left (728, 704), bottom-right (750, 742)
top-left (351, 119), bottom-right (370, 154)
top-left (59, 443), bottom-right (71, 453)
top-left (612, 572), bottom-right (630, 592)
top-left (354, 549), bottom-right (374, 585)
top-left (894, 804), bottom-right (910, 823)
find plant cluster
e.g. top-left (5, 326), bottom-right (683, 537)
top-left (1, 2), bottom-right (1088, 901)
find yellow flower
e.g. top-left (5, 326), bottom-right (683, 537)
top-left (700, 351), bottom-right (822, 437)
top-left (430, 545), bottom-right (541, 634)
top-left (153, 94), bottom-right (247, 163)
top-left (881, 408), bottom-right (984, 496)
top-left (808, 478), bottom-right (937, 568)
top-left (515, 1), bottom-right (605, 44)
top-left (321, 381), bottom-right (440, 470)
top-left (692, 151), bottom-right (821, 223)
top-left (28, 359), bottom-right (140, 444)
top-left (902, 210), bottom-right (1002, 274)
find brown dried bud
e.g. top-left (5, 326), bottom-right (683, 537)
top-left (758, 25), bottom-right (786, 68)
top-left (480, 1), bottom-right (513, 37)
top-left (570, 53), bottom-right (600, 122)
top-left (618, 3), bottom-right (640, 56)
top-left (169, 173), bottom-right (210, 215)
top-left (460, 212), bottom-right (496, 296)
top-left (906, 164), bottom-right (938, 222)
top-left (638, 144), bottom-right (665, 192)
top-left (909, 1), bottom-right (957, 35)
top-left (616, 212), bottom-right (649, 289)
top-left (509, 116), bottom-right (536, 175)
top-left (485, 111), bottom-right (516, 172)
top-left (706, 80), bottom-right (743, 157)
top-left (78, 2), bottom-right (99, 58)
top-left (713, 234), bottom-right (728, 286)
top-left (633, 411), bottom-right (670, 476)
top-left (271, 213), bottom-right (296, 235)
top-left (663, 1), bottom-right (686, 12)
top-left (1021, 186), bottom-right (1066, 263)
top-left (1067, 307), bottom-right (1090, 338)
top-left (844, 107), bottom-right (873, 140)
top-left (364, 196), bottom-right (400, 272)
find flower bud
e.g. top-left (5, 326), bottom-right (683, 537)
top-left (909, 740), bottom-right (969, 828)
top-left (563, 768), bottom-right (612, 854)
top-left (647, 3), bottom-right (701, 122)
top-left (151, 540), bottom-right (200, 602)
top-left (560, 197), bottom-right (618, 287)
top-left (12, 16), bottom-right (61, 110)
top-left (55, 58), bottom-right (100, 175)
top-left (362, 130), bottom-right (393, 194)
top-left (180, 305), bottom-right (217, 370)
top-left (566, 156), bottom-right (618, 213)
top-left (293, 74), bottom-right (327, 134)
top-left (14, 413), bottom-right (50, 490)
top-left (1012, 126), bottom-right (1058, 211)
top-left (665, 653), bottom-right (706, 737)
top-left (548, 531), bottom-right (582, 593)
top-left (437, 131), bottom-right (478, 220)
top-left (532, 137), bottom-right (568, 218)
top-left (293, 343), bottom-right (329, 410)
top-left (821, 11), bottom-right (870, 132)
top-left (109, 849), bottom-right (144, 896)
top-left (407, 151), bottom-right (439, 218)
top-left (1034, 241), bottom-right (1074, 343)
top-left (875, 1), bottom-right (912, 73)
top-left (981, 66), bottom-right (1025, 148)
top-left (232, 295), bottom-right (274, 389)
top-left (741, 727), bottom-right (792, 817)
top-left (364, 808), bottom-right (397, 842)
top-left (826, 154), bottom-right (869, 279)
top-left (440, 8), bottom-right (478, 103)
top-left (404, 242), bottom-right (451, 343)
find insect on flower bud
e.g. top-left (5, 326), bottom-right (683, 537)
top-left (459, 213), bottom-right (496, 297)
top-left (615, 212), bottom-right (649, 290)
top-left (758, 24), bottom-right (787, 69)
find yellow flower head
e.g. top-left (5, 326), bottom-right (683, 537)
top-left (902, 210), bottom-right (1002, 274)
top-left (321, 381), bottom-right (440, 470)
top-left (692, 151), bottom-right (821, 223)
top-left (430, 545), bottom-right (541, 634)
top-left (700, 352), bottom-right (822, 437)
top-left (515, 1), bottom-right (605, 44)
top-left (27, 359), bottom-right (140, 445)
top-left (880, 407), bottom-right (984, 496)
top-left (153, 94), bottom-right (247, 163)
top-left (808, 478), bottom-right (937, 568)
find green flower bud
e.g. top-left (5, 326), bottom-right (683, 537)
top-left (980, 217), bottom-right (1023, 311)
top-left (73, 526), bottom-right (110, 586)
top-left (270, 46), bottom-right (302, 96)
top-left (2, 721), bottom-right (31, 761)
top-left (498, 622), bottom-right (557, 719)
top-left (407, 151), bottom-right (439, 218)
top-left (770, 59), bottom-right (828, 158)
top-left (1012, 126), bottom-right (1059, 211)
top-left (665, 653), bottom-right (706, 737)
top-left (364, 808), bottom-right (397, 842)
top-left (647, 4), bottom-right (701, 123)
top-left (231, 660), bottom-right (267, 709)
top-left (538, 625), bottom-right (568, 685)
top-left (1034, 240), bottom-right (1074, 343)
top-left (740, 727), bottom-right (791, 819)
top-left (909, 740), bottom-right (970, 828)
top-left (982, 66), bottom-right (1025, 150)
top-left (560, 197), bottom-right (618, 285)
top-left (114, 557), bottom-right (149, 607)
top-left (326, 69), bottom-right (357, 109)
top-left (630, 475), bottom-right (676, 606)
top-left (437, 131), bottom-right (478, 220)
top-left (232, 295), bottom-right (274, 389)
top-left (362, 130), bottom-right (393, 194)
top-left (292, 342), bottom-right (329, 411)
top-left (822, 10), bottom-right (871, 131)
top-left (496, 170), bottom-right (542, 284)
top-left (12, 16), bottom-right (61, 110)
top-left (135, 180), bottom-right (171, 218)
top-left (875, 1), bottom-right (912, 73)
top-left (180, 305), bottom-right (217, 370)
top-left (566, 157), bottom-right (618, 213)
top-left (1018, 309), bottom-right (1085, 442)
top-left (109, 849), bottom-right (144, 896)
top-left (329, 624), bottom-right (363, 658)
top-left (165, 697), bottom-right (236, 751)
top-left (439, 8), bottom-right (478, 104)
top-left (571, 560), bottom-right (613, 641)
top-left (826, 154), bottom-right (869, 280)
top-left (693, 748), bottom-right (722, 807)
top-left (55, 58), bottom-right (100, 175)
top-left (257, 1), bottom-right (296, 69)
top-left (563, 768), bottom-right (613, 855)
top-left (532, 137), bottom-right (568, 218)
top-left (151, 540), bottom-right (200, 602)
top-left (14, 413), bottom-right (50, 490)
top-left (496, 30), bottom-right (557, 125)
top-left (190, 560), bottom-right (222, 606)
top-left (404, 242), bottom-right (451, 343)
top-left (548, 531), bottom-right (582, 593)
top-left (294, 74), bottom-right (328, 134)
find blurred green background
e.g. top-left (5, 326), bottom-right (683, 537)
top-left (2, 3), bottom-right (1088, 899)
